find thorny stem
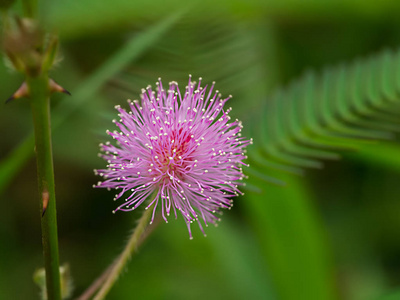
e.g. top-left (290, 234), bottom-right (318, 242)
top-left (28, 74), bottom-right (61, 300)
top-left (91, 207), bottom-right (156, 300)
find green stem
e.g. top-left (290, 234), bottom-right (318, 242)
top-left (93, 207), bottom-right (154, 300)
top-left (28, 74), bottom-right (61, 300)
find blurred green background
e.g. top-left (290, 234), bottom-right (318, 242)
top-left (2, 0), bottom-right (400, 299)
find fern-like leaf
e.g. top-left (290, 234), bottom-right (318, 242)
top-left (249, 49), bottom-right (400, 182)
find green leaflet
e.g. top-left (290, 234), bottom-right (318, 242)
top-left (244, 170), bottom-right (337, 300)
top-left (0, 11), bottom-right (183, 196)
top-left (250, 48), bottom-right (400, 180)
top-left (345, 142), bottom-right (400, 171)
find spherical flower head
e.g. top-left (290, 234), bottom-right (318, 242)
top-left (95, 76), bottom-right (252, 238)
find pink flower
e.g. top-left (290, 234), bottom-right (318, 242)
top-left (95, 76), bottom-right (251, 238)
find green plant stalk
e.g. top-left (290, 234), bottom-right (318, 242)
top-left (0, 11), bottom-right (183, 196)
top-left (93, 207), bottom-right (154, 300)
top-left (28, 74), bottom-right (61, 300)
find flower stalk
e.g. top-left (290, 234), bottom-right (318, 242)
top-left (92, 206), bottom-right (154, 300)
top-left (28, 73), bottom-right (61, 300)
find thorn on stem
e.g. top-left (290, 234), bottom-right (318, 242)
top-left (5, 96), bottom-right (14, 104)
top-left (49, 79), bottom-right (71, 96)
top-left (42, 189), bottom-right (49, 217)
top-left (5, 81), bottom-right (29, 103)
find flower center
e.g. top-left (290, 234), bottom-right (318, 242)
top-left (153, 128), bottom-right (193, 181)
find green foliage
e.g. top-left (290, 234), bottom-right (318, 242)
top-left (245, 171), bottom-right (337, 300)
top-left (33, 264), bottom-right (73, 300)
top-left (1, 2), bottom-right (400, 300)
top-left (0, 11), bottom-right (183, 195)
top-left (250, 49), bottom-right (400, 181)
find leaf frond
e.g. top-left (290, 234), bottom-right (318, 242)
top-left (249, 48), bottom-right (400, 182)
